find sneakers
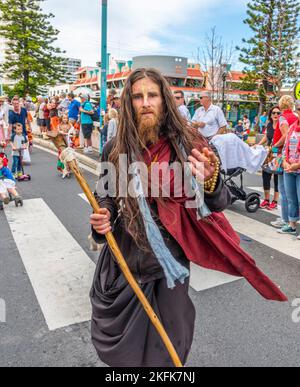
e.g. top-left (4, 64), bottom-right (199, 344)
top-left (260, 200), bottom-right (270, 209)
top-left (83, 147), bottom-right (94, 155)
top-left (277, 225), bottom-right (297, 235)
top-left (268, 201), bottom-right (278, 211)
top-left (270, 218), bottom-right (288, 229)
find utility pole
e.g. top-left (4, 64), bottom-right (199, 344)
top-left (100, 0), bottom-right (108, 130)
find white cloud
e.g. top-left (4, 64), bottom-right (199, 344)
top-left (43, 0), bottom-right (248, 66)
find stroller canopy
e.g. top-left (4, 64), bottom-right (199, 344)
top-left (211, 134), bottom-right (268, 174)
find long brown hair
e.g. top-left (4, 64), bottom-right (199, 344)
top-left (110, 68), bottom-right (207, 247)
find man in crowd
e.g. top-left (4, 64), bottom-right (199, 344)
top-left (67, 93), bottom-right (81, 125)
top-left (35, 96), bottom-right (46, 134)
top-left (89, 68), bottom-right (286, 368)
top-left (58, 93), bottom-right (70, 117)
top-left (79, 94), bottom-right (94, 154)
top-left (259, 111), bottom-right (268, 134)
top-left (8, 96), bottom-right (30, 139)
top-left (192, 92), bottom-right (227, 139)
top-left (174, 90), bottom-right (191, 122)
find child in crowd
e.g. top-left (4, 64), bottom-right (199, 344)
top-left (0, 141), bottom-right (9, 167)
top-left (0, 157), bottom-right (23, 210)
top-left (11, 123), bottom-right (28, 178)
top-left (56, 114), bottom-right (74, 179)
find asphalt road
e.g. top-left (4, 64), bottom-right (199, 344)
top-left (0, 147), bottom-right (300, 367)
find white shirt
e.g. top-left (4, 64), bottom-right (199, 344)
top-left (178, 105), bottom-right (191, 122)
top-left (192, 104), bottom-right (227, 138)
top-left (107, 118), bottom-right (118, 142)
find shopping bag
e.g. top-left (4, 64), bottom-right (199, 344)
top-left (22, 148), bottom-right (31, 165)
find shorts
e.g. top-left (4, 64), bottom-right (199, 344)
top-left (37, 118), bottom-right (46, 127)
top-left (45, 118), bottom-right (51, 131)
top-left (0, 179), bottom-right (16, 195)
top-left (82, 124), bottom-right (93, 140)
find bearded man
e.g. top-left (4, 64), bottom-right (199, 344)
top-left (90, 68), bottom-right (287, 368)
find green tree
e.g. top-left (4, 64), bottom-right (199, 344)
top-left (272, 0), bottom-right (300, 94)
top-left (0, 0), bottom-right (66, 97)
top-left (237, 0), bottom-right (300, 113)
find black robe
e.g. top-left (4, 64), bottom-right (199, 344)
top-left (90, 141), bottom-right (232, 367)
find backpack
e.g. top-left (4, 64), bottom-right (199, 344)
top-left (83, 102), bottom-right (99, 122)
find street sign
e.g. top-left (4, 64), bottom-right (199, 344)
top-left (294, 81), bottom-right (300, 100)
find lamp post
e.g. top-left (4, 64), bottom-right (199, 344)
top-left (100, 0), bottom-right (108, 131)
top-left (221, 64), bottom-right (231, 114)
top-left (222, 72), bottom-right (227, 114)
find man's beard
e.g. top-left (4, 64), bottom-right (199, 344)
top-left (137, 109), bottom-right (161, 146)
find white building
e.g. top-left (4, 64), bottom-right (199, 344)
top-left (62, 58), bottom-right (82, 83)
top-left (48, 84), bottom-right (72, 98)
top-left (0, 36), bottom-right (18, 92)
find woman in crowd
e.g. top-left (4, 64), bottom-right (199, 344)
top-left (271, 95), bottom-right (298, 229)
top-left (49, 98), bottom-right (60, 131)
top-left (107, 108), bottom-right (119, 142)
top-left (43, 98), bottom-right (51, 131)
top-left (279, 100), bottom-right (300, 238)
top-left (258, 106), bottom-right (281, 210)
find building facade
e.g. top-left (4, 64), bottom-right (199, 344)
top-left (70, 55), bottom-right (277, 124)
top-left (62, 58), bottom-right (82, 83)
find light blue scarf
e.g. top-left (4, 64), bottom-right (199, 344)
top-left (131, 144), bottom-right (211, 289)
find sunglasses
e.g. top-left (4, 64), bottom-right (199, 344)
top-left (272, 111), bottom-right (281, 115)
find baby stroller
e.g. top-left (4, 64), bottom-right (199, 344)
top-left (210, 134), bottom-right (269, 214)
top-left (222, 167), bottom-right (261, 213)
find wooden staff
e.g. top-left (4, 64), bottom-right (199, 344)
top-left (62, 149), bottom-right (183, 368)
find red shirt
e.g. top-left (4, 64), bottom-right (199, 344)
top-left (43, 106), bottom-right (50, 120)
top-left (273, 110), bottom-right (298, 146)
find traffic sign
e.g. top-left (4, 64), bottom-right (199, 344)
top-left (294, 81), bottom-right (300, 100)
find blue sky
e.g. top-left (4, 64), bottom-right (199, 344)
top-left (43, 0), bottom-right (251, 70)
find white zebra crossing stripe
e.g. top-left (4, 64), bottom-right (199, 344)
top-left (189, 264), bottom-right (242, 292)
top-left (5, 199), bottom-right (95, 331)
top-left (225, 210), bottom-right (300, 260)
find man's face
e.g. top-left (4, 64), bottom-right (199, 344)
top-left (132, 77), bottom-right (163, 144)
top-left (201, 96), bottom-right (211, 106)
top-left (12, 99), bottom-right (20, 110)
top-left (174, 93), bottom-right (184, 107)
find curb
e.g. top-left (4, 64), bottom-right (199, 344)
top-left (33, 136), bottom-right (100, 172)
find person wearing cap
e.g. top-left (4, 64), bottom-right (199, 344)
top-left (174, 90), bottom-right (191, 122)
top-left (79, 94), bottom-right (95, 154)
top-left (192, 92), bottom-right (227, 139)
